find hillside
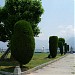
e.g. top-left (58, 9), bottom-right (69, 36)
top-left (66, 37), bottom-right (75, 51)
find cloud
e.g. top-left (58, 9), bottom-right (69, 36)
top-left (58, 25), bottom-right (74, 38)
top-left (35, 33), bottom-right (48, 40)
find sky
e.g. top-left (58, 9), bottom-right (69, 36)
top-left (37, 0), bottom-right (74, 40)
top-left (35, 0), bottom-right (74, 49)
top-left (0, 0), bottom-right (74, 49)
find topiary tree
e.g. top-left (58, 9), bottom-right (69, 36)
top-left (10, 20), bottom-right (35, 67)
top-left (64, 43), bottom-right (67, 54)
top-left (58, 41), bottom-right (63, 55)
top-left (67, 45), bottom-right (69, 52)
top-left (58, 38), bottom-right (65, 55)
top-left (49, 36), bottom-right (58, 58)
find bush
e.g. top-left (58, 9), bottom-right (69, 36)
top-left (10, 20), bottom-right (35, 67)
top-left (49, 36), bottom-right (58, 58)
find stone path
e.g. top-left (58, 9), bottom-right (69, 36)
top-left (26, 54), bottom-right (75, 75)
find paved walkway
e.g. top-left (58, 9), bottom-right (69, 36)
top-left (26, 54), bottom-right (75, 75)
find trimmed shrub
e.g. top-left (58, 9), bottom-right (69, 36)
top-left (49, 36), bottom-right (58, 58)
top-left (58, 41), bottom-right (63, 55)
top-left (10, 20), bottom-right (35, 67)
top-left (58, 38), bottom-right (65, 55)
top-left (67, 45), bottom-right (69, 51)
top-left (64, 43), bottom-right (67, 54)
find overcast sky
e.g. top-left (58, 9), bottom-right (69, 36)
top-left (36, 0), bottom-right (74, 40)
top-left (0, 0), bottom-right (74, 49)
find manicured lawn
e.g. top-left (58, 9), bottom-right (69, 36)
top-left (0, 52), bottom-right (62, 73)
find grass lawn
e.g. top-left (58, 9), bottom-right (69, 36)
top-left (0, 52), bottom-right (62, 73)
top-left (0, 53), bottom-right (3, 57)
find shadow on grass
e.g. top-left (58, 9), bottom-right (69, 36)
top-left (0, 59), bottom-right (30, 72)
top-left (0, 53), bottom-right (62, 73)
top-left (0, 67), bottom-right (15, 73)
top-left (0, 59), bottom-right (19, 66)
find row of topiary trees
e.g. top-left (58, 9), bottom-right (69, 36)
top-left (10, 26), bottom-right (70, 67)
top-left (48, 36), bottom-right (69, 58)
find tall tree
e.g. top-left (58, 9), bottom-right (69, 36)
top-left (58, 38), bottom-right (65, 55)
top-left (64, 43), bottom-right (67, 54)
top-left (0, 0), bottom-right (44, 42)
top-left (58, 41), bottom-right (63, 55)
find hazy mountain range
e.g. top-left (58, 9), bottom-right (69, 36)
top-left (35, 37), bottom-right (75, 51)
top-left (66, 37), bottom-right (75, 50)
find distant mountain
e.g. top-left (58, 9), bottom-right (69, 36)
top-left (35, 37), bottom-right (75, 51)
top-left (35, 39), bottom-right (49, 52)
top-left (35, 39), bottom-right (49, 49)
top-left (66, 37), bottom-right (75, 51)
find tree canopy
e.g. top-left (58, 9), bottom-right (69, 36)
top-left (0, 0), bottom-right (44, 42)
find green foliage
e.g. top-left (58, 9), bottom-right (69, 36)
top-left (0, 7), bottom-right (7, 42)
top-left (0, 24), bottom-right (7, 42)
top-left (59, 38), bottom-right (65, 45)
top-left (0, 7), bottom-right (2, 22)
top-left (0, 0), bottom-right (44, 42)
top-left (49, 36), bottom-right (58, 58)
top-left (67, 45), bottom-right (69, 51)
top-left (10, 20), bottom-right (35, 66)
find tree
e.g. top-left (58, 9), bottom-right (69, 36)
top-left (0, 0), bottom-right (44, 42)
top-left (58, 38), bottom-right (65, 55)
top-left (67, 45), bottom-right (69, 51)
top-left (58, 41), bottom-right (63, 55)
top-left (64, 43), bottom-right (67, 54)
top-left (10, 20), bottom-right (35, 67)
top-left (49, 36), bottom-right (58, 58)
